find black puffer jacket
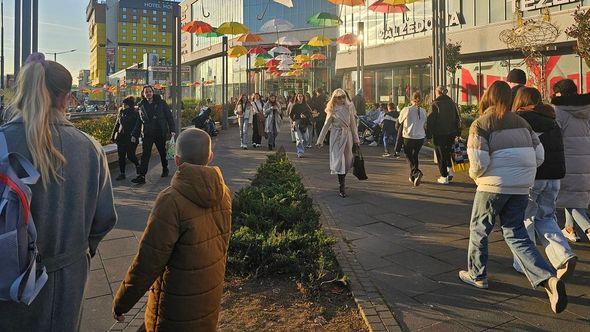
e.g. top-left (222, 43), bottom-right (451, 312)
top-left (426, 94), bottom-right (461, 138)
top-left (516, 104), bottom-right (566, 180)
top-left (133, 94), bottom-right (175, 139)
top-left (112, 107), bottom-right (139, 143)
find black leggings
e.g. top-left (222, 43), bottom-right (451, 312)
top-left (434, 135), bottom-right (455, 177)
top-left (252, 113), bottom-right (262, 145)
top-left (139, 135), bottom-right (167, 176)
top-left (403, 138), bottom-right (424, 179)
top-left (117, 140), bottom-right (139, 174)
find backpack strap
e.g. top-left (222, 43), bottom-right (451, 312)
top-left (0, 133), bottom-right (40, 186)
top-left (0, 132), bottom-right (7, 157)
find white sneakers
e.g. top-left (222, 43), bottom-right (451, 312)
top-left (561, 228), bottom-right (580, 243)
top-left (382, 152), bottom-right (391, 157)
top-left (544, 277), bottom-right (568, 314)
top-left (369, 141), bottom-right (378, 147)
top-left (458, 270), bottom-right (488, 289)
top-left (437, 176), bottom-right (449, 185)
top-left (447, 167), bottom-right (454, 182)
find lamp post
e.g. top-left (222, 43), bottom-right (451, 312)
top-left (356, 22), bottom-right (364, 94)
top-left (45, 49), bottom-right (77, 62)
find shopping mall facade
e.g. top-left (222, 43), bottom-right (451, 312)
top-left (336, 0), bottom-right (590, 105)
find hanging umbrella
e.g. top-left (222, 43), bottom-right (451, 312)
top-left (294, 54), bottom-right (311, 63)
top-left (182, 21), bottom-right (214, 34)
top-left (254, 58), bottom-right (267, 67)
top-left (381, 0), bottom-right (418, 5)
top-left (290, 63), bottom-right (303, 70)
top-left (248, 46), bottom-right (268, 54)
top-left (337, 33), bottom-right (358, 45)
top-left (199, 30), bottom-right (223, 38)
top-left (310, 54), bottom-right (327, 61)
top-left (277, 36), bottom-right (301, 46)
top-left (269, 46), bottom-right (292, 55)
top-left (277, 64), bottom-right (291, 71)
top-left (260, 19), bottom-right (295, 33)
top-left (279, 58), bottom-right (295, 65)
top-left (217, 22), bottom-right (249, 35)
top-left (257, 0), bottom-right (294, 20)
top-left (299, 44), bottom-right (316, 52)
top-left (256, 53), bottom-right (273, 59)
top-left (307, 12), bottom-right (342, 27)
top-left (275, 54), bottom-right (293, 61)
top-left (228, 45), bottom-right (248, 58)
top-left (266, 59), bottom-right (280, 67)
top-left (308, 36), bottom-right (332, 47)
top-left (328, 0), bottom-right (365, 6)
top-left (301, 62), bottom-right (312, 69)
top-left (237, 33), bottom-right (263, 43)
top-left (369, 1), bottom-right (409, 13)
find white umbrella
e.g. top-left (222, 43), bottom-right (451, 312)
top-left (269, 46), bottom-right (292, 55)
top-left (277, 36), bottom-right (301, 46)
top-left (273, 0), bottom-right (293, 8)
top-left (279, 58), bottom-right (295, 65)
top-left (277, 64), bottom-right (291, 71)
top-left (260, 19), bottom-right (295, 33)
top-left (275, 54), bottom-right (293, 61)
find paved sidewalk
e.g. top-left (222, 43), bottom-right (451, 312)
top-left (287, 136), bottom-right (590, 331)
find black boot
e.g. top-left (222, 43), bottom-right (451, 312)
top-left (338, 174), bottom-right (347, 198)
top-left (161, 168), bottom-right (169, 177)
top-left (131, 175), bottom-right (146, 184)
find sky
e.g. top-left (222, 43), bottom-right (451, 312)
top-left (3, 0), bottom-right (91, 78)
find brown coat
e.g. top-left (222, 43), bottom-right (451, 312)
top-left (113, 164), bottom-right (232, 332)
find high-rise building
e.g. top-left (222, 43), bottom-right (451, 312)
top-left (86, 0), bottom-right (107, 86)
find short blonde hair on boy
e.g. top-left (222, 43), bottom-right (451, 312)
top-left (176, 128), bottom-right (211, 165)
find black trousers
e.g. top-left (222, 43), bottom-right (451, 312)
top-left (434, 135), bottom-right (455, 177)
top-left (116, 140), bottom-right (139, 174)
top-left (403, 138), bottom-right (424, 179)
top-left (252, 113), bottom-right (262, 145)
top-left (139, 135), bottom-right (167, 176)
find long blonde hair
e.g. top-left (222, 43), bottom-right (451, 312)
top-left (325, 88), bottom-right (351, 117)
top-left (7, 53), bottom-right (71, 187)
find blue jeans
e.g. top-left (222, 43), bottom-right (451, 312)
top-left (383, 129), bottom-right (396, 153)
top-left (293, 124), bottom-right (306, 156)
top-left (467, 191), bottom-right (553, 287)
top-left (513, 180), bottom-right (576, 271)
top-left (238, 117), bottom-right (250, 147)
top-left (565, 208), bottom-right (590, 233)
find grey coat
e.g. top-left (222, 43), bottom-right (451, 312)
top-left (0, 119), bottom-right (117, 331)
top-left (554, 94), bottom-right (590, 209)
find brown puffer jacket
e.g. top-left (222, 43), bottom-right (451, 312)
top-left (113, 164), bottom-right (232, 331)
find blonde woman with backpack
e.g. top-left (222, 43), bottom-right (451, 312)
top-left (0, 53), bottom-right (117, 330)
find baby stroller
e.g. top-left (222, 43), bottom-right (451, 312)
top-left (358, 116), bottom-right (378, 145)
top-left (192, 107), bottom-right (218, 137)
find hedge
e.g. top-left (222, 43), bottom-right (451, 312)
top-left (228, 151), bottom-right (338, 283)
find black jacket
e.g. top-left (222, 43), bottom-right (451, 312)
top-left (516, 105), bottom-right (566, 180)
top-left (133, 94), bottom-right (175, 139)
top-left (112, 107), bottom-right (140, 143)
top-left (426, 95), bottom-right (461, 139)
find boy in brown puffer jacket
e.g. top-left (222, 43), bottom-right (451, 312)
top-left (113, 128), bottom-right (232, 332)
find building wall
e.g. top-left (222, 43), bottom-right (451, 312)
top-left (87, 1), bottom-right (107, 86)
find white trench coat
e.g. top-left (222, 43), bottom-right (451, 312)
top-left (317, 103), bottom-right (360, 175)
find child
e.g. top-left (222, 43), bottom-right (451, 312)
top-left (382, 102), bottom-right (400, 157)
top-left (112, 128), bottom-right (232, 332)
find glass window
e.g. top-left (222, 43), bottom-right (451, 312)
top-left (132, 36), bottom-right (137, 41)
top-left (122, 47), bottom-right (127, 51)
top-left (132, 48), bottom-right (137, 52)
top-left (122, 14), bottom-right (127, 19)
top-left (462, 0), bottom-right (474, 26)
top-left (583, 58), bottom-right (590, 94)
top-left (143, 37), bottom-right (147, 41)
top-left (122, 28), bottom-right (126, 33)
top-left (132, 29), bottom-right (137, 34)
top-left (133, 22), bottom-right (137, 27)
top-left (152, 31), bottom-right (156, 35)
top-left (122, 35), bottom-right (127, 40)
top-left (143, 9), bottom-right (147, 14)
top-left (490, 0), bottom-right (505, 23)
top-left (143, 23), bottom-right (147, 28)
top-left (122, 54), bottom-right (127, 59)
top-left (132, 9), bottom-right (137, 14)
top-left (122, 7), bottom-right (126, 12)
top-left (162, 38), bottom-right (166, 43)
top-left (162, 32), bottom-right (166, 36)
top-left (475, 0), bottom-right (488, 25)
top-left (143, 48), bottom-right (147, 53)
top-left (153, 10), bottom-right (157, 15)
top-left (133, 15), bottom-right (137, 20)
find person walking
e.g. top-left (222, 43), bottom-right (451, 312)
top-left (398, 91), bottom-right (427, 186)
top-left (289, 92), bottom-right (313, 158)
top-left (112, 96), bottom-right (140, 181)
top-left (316, 89), bottom-right (361, 198)
top-left (427, 86), bottom-right (461, 184)
top-left (512, 86), bottom-right (577, 280)
top-left (310, 88), bottom-right (328, 142)
top-left (381, 102), bottom-right (399, 157)
top-left (0, 53), bottom-right (117, 330)
top-left (264, 94), bottom-right (282, 151)
top-left (251, 92), bottom-right (265, 148)
top-left (235, 93), bottom-right (252, 149)
top-left (131, 85), bottom-right (176, 185)
top-left (460, 81), bottom-right (567, 314)
top-left (551, 79), bottom-right (590, 242)
top-left (507, 68), bottom-right (527, 102)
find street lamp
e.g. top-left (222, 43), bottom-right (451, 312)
top-left (44, 49), bottom-right (77, 61)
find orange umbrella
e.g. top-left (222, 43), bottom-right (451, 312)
top-left (337, 33), bottom-right (358, 45)
top-left (328, 0), bottom-right (365, 6)
top-left (248, 46), bottom-right (268, 54)
top-left (381, 0), bottom-right (418, 5)
top-left (310, 54), bottom-right (327, 61)
top-left (301, 62), bottom-right (312, 69)
top-left (182, 21), bottom-right (214, 34)
top-left (369, 1), bottom-right (409, 13)
top-left (237, 33), bottom-right (263, 43)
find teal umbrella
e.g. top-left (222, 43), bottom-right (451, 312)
top-left (307, 12), bottom-right (342, 27)
top-left (299, 44), bottom-right (317, 52)
top-left (199, 30), bottom-right (223, 38)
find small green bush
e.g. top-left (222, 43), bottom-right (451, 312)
top-left (228, 152), bottom-right (337, 282)
top-left (72, 116), bottom-right (117, 146)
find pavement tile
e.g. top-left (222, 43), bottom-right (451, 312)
top-left (415, 319), bottom-right (474, 332)
top-left (102, 228), bottom-right (136, 241)
top-left (99, 236), bottom-right (139, 260)
top-left (85, 269), bottom-right (111, 299)
top-left (383, 250), bottom-right (455, 277)
top-left (81, 295), bottom-right (116, 332)
top-left (103, 254), bottom-right (135, 283)
top-left (370, 263), bottom-right (444, 298)
top-left (357, 221), bottom-right (411, 238)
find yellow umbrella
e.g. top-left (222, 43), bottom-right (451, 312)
top-left (228, 45), bottom-right (248, 58)
top-left (294, 54), bottom-right (311, 63)
top-left (308, 36), bottom-right (332, 47)
top-left (290, 63), bottom-right (303, 70)
top-left (328, 0), bottom-right (365, 6)
top-left (217, 21), bottom-right (249, 35)
top-left (381, 0), bottom-right (418, 5)
top-left (254, 58), bottom-right (267, 67)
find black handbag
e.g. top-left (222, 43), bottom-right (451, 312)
top-left (353, 147), bottom-right (368, 181)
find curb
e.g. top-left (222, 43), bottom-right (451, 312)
top-left (317, 202), bottom-right (402, 332)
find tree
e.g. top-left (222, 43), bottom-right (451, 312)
top-left (565, 6), bottom-right (590, 68)
top-left (446, 41), bottom-right (462, 101)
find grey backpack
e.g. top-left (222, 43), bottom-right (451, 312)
top-left (0, 132), bottom-right (47, 305)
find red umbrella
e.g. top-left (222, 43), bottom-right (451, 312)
top-left (369, 0), bottom-right (409, 13)
top-left (301, 62), bottom-right (312, 69)
top-left (182, 21), bottom-right (214, 34)
top-left (337, 33), bottom-right (358, 45)
top-left (266, 59), bottom-right (280, 67)
top-left (248, 47), bottom-right (268, 54)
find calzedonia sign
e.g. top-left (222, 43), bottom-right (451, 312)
top-left (379, 12), bottom-right (463, 40)
top-left (515, 0), bottom-right (580, 11)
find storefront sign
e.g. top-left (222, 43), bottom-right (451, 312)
top-left (514, 0), bottom-right (579, 12)
top-left (379, 12), bottom-right (463, 40)
top-left (119, 0), bottom-right (173, 11)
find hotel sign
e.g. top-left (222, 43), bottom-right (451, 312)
top-left (379, 12), bottom-right (464, 40)
top-left (119, 0), bottom-right (173, 11)
top-left (515, 0), bottom-right (580, 11)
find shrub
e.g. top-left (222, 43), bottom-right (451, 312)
top-left (72, 115), bottom-right (117, 146)
top-left (228, 152), bottom-right (337, 283)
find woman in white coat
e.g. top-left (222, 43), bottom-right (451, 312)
top-left (264, 94), bottom-right (282, 151)
top-left (317, 88), bottom-right (361, 198)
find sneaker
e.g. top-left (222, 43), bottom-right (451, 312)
top-left (131, 175), bottom-right (146, 184)
top-left (557, 257), bottom-right (577, 282)
top-left (447, 167), bottom-right (454, 182)
top-left (413, 172), bottom-right (423, 187)
top-left (544, 277), bottom-right (567, 314)
top-left (459, 270), bottom-right (488, 289)
top-left (115, 174), bottom-right (126, 181)
top-left (561, 228), bottom-right (579, 243)
top-left (369, 141), bottom-right (378, 147)
top-left (382, 152), bottom-right (391, 157)
top-left (409, 177), bottom-right (414, 184)
top-left (437, 176), bottom-right (449, 185)
top-left (306, 145), bottom-right (312, 148)
top-left (161, 168), bottom-right (169, 177)
top-left (393, 153), bottom-right (401, 159)
top-left (297, 154), bottom-right (303, 158)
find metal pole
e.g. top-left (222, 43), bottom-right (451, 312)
top-left (431, 0), bottom-right (438, 89)
top-left (359, 22), bottom-right (365, 94)
top-left (440, 0), bottom-right (447, 88)
top-left (14, 0), bottom-right (21, 74)
top-left (356, 22), bottom-right (361, 93)
top-left (31, 0), bottom-right (37, 52)
top-left (21, 0), bottom-right (30, 65)
top-left (173, 3), bottom-right (181, 132)
top-left (221, 38), bottom-right (226, 107)
top-left (223, 36), bottom-right (228, 105)
top-left (1, 0), bottom-right (4, 93)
